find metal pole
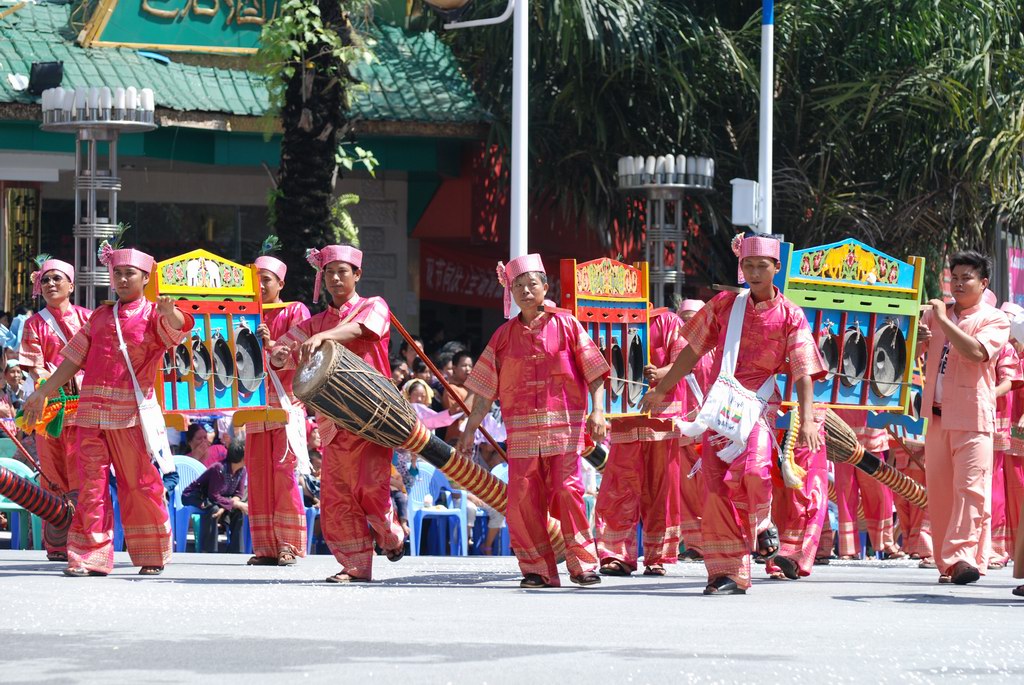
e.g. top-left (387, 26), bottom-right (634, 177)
top-left (509, 0), bottom-right (529, 270)
top-left (757, 0), bottom-right (774, 235)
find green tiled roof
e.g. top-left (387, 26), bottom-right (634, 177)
top-left (0, 3), bottom-right (484, 124)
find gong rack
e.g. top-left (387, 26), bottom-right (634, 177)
top-left (561, 257), bottom-right (651, 417)
top-left (776, 238), bottom-right (925, 413)
top-left (145, 249), bottom-right (282, 429)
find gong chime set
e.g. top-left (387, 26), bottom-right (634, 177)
top-left (144, 249), bottom-right (271, 426)
top-left (560, 257), bottom-right (652, 417)
top-left (775, 238), bottom-right (925, 414)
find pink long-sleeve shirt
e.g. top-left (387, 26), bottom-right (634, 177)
top-left (465, 311), bottom-right (610, 459)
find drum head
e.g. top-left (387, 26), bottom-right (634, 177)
top-left (818, 333), bottom-right (839, 380)
top-left (293, 338), bottom-right (340, 402)
top-left (192, 338), bottom-right (211, 384)
top-left (610, 343), bottom-right (625, 400)
top-left (627, 329), bottom-right (645, 407)
top-left (234, 327), bottom-right (263, 396)
top-left (841, 328), bottom-right (867, 387)
top-left (871, 322), bottom-right (906, 397)
top-left (162, 350), bottom-right (173, 375)
top-left (212, 335), bottom-right (235, 392)
top-left (174, 344), bottom-right (191, 378)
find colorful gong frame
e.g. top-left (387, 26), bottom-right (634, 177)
top-left (777, 238), bottom-right (925, 413)
top-left (561, 258), bottom-right (651, 418)
top-left (145, 249), bottom-right (270, 421)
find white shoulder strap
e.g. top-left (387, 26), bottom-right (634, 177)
top-left (720, 290), bottom-right (749, 376)
top-left (38, 309), bottom-right (68, 346)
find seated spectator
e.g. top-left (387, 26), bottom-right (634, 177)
top-left (2, 360), bottom-right (29, 411)
top-left (181, 442), bottom-right (248, 552)
top-left (411, 358), bottom-right (431, 383)
top-left (441, 351), bottom-right (473, 445)
top-left (399, 335), bottom-right (424, 370)
top-left (430, 352), bottom-right (454, 411)
top-left (184, 422), bottom-right (226, 467)
top-left (390, 356), bottom-right (410, 388)
top-left (390, 461), bottom-right (410, 539)
top-left (302, 451), bottom-right (322, 508)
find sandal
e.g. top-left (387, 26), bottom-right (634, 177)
top-left (47, 551), bottom-right (68, 562)
top-left (520, 573), bottom-right (549, 589)
top-left (681, 549), bottom-right (704, 561)
top-left (643, 564), bottom-right (667, 576)
top-left (950, 561), bottom-right (980, 585)
top-left (385, 547), bottom-right (405, 563)
top-left (277, 551), bottom-right (297, 566)
top-left (838, 555), bottom-right (858, 561)
top-left (988, 561), bottom-right (1005, 571)
top-left (703, 576), bottom-right (746, 595)
top-left (570, 571), bottom-right (602, 587)
top-left (773, 555), bottom-right (800, 580)
top-left (599, 560), bottom-right (632, 577)
top-left (63, 567), bottom-right (107, 577)
top-left (814, 556), bottom-right (832, 566)
top-left (326, 572), bottom-right (370, 584)
top-left (755, 525), bottom-right (780, 560)
top-left (917, 558), bottom-right (937, 569)
top-left (882, 549), bottom-right (906, 560)
top-left (767, 570), bottom-right (787, 580)
top-left (938, 574), bottom-right (951, 584)
top-left (247, 556), bottom-right (278, 566)
top-left (138, 566), bottom-right (163, 576)
top-left (1012, 585), bottom-right (1024, 598)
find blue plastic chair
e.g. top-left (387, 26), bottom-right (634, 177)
top-left (407, 463), bottom-right (468, 556)
top-left (431, 469), bottom-right (470, 556)
top-left (0, 457), bottom-right (43, 550)
top-left (171, 456), bottom-right (206, 552)
top-left (110, 480), bottom-right (125, 552)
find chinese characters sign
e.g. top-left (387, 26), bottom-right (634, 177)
top-left (420, 243), bottom-right (504, 309)
top-left (81, 0), bottom-right (279, 53)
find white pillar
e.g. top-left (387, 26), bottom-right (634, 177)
top-left (757, 0), bottom-right (774, 235)
top-left (509, 0), bottom-right (528, 261)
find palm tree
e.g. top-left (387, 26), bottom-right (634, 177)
top-left (442, 0), bottom-right (1024, 288)
top-left (258, 0), bottom-right (371, 300)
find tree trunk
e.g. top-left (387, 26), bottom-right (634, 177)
top-left (274, 0), bottom-right (354, 302)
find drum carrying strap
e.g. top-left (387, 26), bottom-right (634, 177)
top-left (39, 309), bottom-right (68, 345)
top-left (113, 301), bottom-right (176, 475)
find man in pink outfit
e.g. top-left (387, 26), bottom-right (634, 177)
top-left (918, 250), bottom-right (1009, 585)
top-left (245, 242), bottom-right (312, 567)
top-left (832, 409), bottom-right (902, 559)
top-left (458, 253), bottom-right (610, 589)
top-left (22, 243), bottom-right (193, 577)
top-left (677, 298), bottom-right (712, 560)
top-left (1005, 305), bottom-right (1024, 559)
top-left (270, 244), bottom-right (405, 583)
top-left (982, 311), bottom-right (1023, 567)
top-left (766, 407), bottom-right (829, 580)
top-left (18, 255), bottom-right (92, 562)
top-left (595, 307), bottom-right (684, 577)
top-left (641, 235), bottom-right (826, 596)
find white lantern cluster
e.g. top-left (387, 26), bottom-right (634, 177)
top-left (40, 86), bottom-right (156, 126)
top-left (616, 154), bottom-right (715, 189)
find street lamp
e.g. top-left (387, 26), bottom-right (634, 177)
top-left (427, 0), bottom-right (527, 271)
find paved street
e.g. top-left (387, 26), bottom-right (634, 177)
top-left (0, 551), bottom-right (1021, 684)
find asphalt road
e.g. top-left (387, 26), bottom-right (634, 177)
top-left (0, 551), bottom-right (1021, 684)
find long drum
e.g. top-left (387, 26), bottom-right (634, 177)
top-left (0, 464), bottom-right (75, 547)
top-left (293, 341), bottom-right (566, 556)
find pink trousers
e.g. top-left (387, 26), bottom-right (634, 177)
top-left (321, 430), bottom-right (404, 580)
top-left (986, 452), bottom-right (1011, 563)
top-left (508, 453), bottom-right (598, 587)
top-left (595, 438), bottom-right (681, 571)
top-left (892, 447), bottom-right (933, 559)
top-left (245, 427), bottom-right (307, 559)
top-left (1005, 455), bottom-right (1024, 550)
top-left (768, 418), bottom-right (828, 576)
top-left (67, 426), bottom-right (171, 574)
top-left (679, 443), bottom-right (705, 556)
top-left (701, 422), bottom-right (774, 591)
top-left (924, 415), bottom-right (992, 575)
top-left (835, 461), bottom-right (897, 557)
top-left (35, 427), bottom-right (79, 555)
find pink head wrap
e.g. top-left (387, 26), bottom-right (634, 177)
top-left (98, 242), bottom-right (155, 277)
top-left (496, 253), bottom-right (545, 319)
top-left (254, 256), bottom-right (287, 282)
top-left (1000, 301), bottom-right (1022, 318)
top-left (678, 298), bottom-right (705, 314)
top-left (983, 288), bottom-right (997, 307)
top-left (30, 258), bottom-right (75, 297)
top-left (732, 234), bottom-right (781, 284)
top-left (305, 244), bottom-right (363, 301)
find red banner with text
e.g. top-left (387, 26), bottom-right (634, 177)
top-left (420, 242), bottom-right (505, 309)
